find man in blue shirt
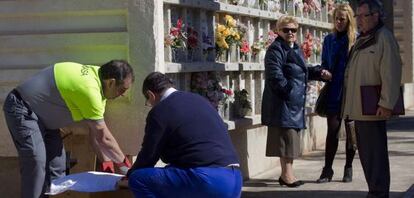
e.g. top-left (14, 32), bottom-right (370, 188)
top-left (126, 72), bottom-right (242, 198)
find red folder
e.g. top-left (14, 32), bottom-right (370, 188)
top-left (360, 85), bottom-right (405, 115)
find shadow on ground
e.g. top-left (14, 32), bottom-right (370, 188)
top-left (388, 115), bottom-right (414, 132)
top-left (242, 179), bottom-right (404, 198)
top-left (242, 189), bottom-right (403, 198)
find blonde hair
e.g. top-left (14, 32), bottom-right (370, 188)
top-left (332, 4), bottom-right (357, 51)
top-left (276, 15), bottom-right (299, 31)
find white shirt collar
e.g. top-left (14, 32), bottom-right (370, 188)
top-left (160, 87), bottom-right (177, 101)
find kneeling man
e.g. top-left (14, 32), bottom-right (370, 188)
top-left (126, 72), bottom-right (242, 198)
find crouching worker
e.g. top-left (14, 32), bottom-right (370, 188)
top-left (3, 60), bottom-right (134, 198)
top-left (126, 72), bottom-right (242, 198)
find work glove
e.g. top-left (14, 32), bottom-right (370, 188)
top-left (115, 156), bottom-right (132, 175)
top-left (101, 161), bottom-right (115, 173)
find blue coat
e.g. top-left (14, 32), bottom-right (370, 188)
top-left (261, 37), bottom-right (322, 129)
top-left (321, 32), bottom-right (349, 114)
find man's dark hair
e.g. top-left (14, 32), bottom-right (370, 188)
top-left (358, 0), bottom-right (384, 19)
top-left (99, 60), bottom-right (134, 85)
top-left (142, 72), bottom-right (174, 98)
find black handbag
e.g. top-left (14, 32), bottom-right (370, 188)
top-left (314, 48), bottom-right (340, 117)
top-left (315, 83), bottom-right (329, 117)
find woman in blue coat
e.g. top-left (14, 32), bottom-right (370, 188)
top-left (261, 16), bottom-right (331, 187)
top-left (316, 4), bottom-right (357, 183)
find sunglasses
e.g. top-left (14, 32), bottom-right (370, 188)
top-left (282, 28), bottom-right (298, 33)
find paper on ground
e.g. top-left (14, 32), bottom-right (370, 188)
top-left (46, 171), bottom-right (124, 195)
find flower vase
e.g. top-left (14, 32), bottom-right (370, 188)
top-left (187, 49), bottom-right (194, 62)
top-left (237, 108), bottom-right (250, 118)
top-left (233, 102), bottom-right (250, 118)
top-left (287, 0), bottom-right (295, 15)
top-left (259, 0), bottom-right (267, 10)
top-left (218, 50), bottom-right (229, 62)
top-left (247, 0), bottom-right (256, 8)
top-left (240, 54), bottom-right (248, 62)
top-left (230, 44), bottom-right (238, 62)
top-left (259, 50), bottom-right (266, 63)
top-left (218, 103), bottom-right (229, 119)
top-left (172, 48), bottom-right (185, 62)
top-left (252, 53), bottom-right (259, 63)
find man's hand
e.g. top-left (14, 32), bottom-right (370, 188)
top-left (115, 156), bottom-right (132, 175)
top-left (101, 161), bottom-right (115, 173)
top-left (376, 106), bottom-right (392, 119)
top-left (321, 69), bottom-right (332, 81)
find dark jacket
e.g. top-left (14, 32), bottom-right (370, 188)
top-left (261, 37), bottom-right (322, 129)
top-left (129, 91), bottom-right (239, 173)
top-left (321, 32), bottom-right (349, 114)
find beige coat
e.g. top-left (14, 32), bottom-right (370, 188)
top-left (342, 26), bottom-right (402, 121)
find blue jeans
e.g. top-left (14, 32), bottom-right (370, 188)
top-left (128, 166), bottom-right (242, 198)
top-left (3, 90), bottom-right (66, 198)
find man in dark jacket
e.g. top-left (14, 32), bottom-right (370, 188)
top-left (126, 72), bottom-right (242, 198)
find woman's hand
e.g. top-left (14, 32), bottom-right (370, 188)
top-left (321, 69), bottom-right (332, 81)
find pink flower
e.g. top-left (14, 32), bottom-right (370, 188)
top-left (301, 32), bottom-right (314, 59)
top-left (240, 40), bottom-right (250, 54)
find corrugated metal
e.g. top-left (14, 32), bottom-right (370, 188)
top-left (0, 0), bottom-right (128, 101)
top-left (0, 0), bottom-right (155, 160)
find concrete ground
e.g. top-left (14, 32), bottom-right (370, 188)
top-left (242, 111), bottom-right (414, 198)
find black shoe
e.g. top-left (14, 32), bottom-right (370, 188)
top-left (316, 167), bottom-right (334, 183)
top-left (342, 166), bottom-right (353, 183)
top-left (278, 177), bottom-right (303, 187)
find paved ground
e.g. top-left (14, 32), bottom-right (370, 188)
top-left (242, 112), bottom-right (414, 198)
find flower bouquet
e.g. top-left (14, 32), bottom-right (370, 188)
top-left (303, 0), bottom-right (321, 16)
top-left (268, 0), bottom-right (281, 12)
top-left (264, 31), bottom-right (278, 49)
top-left (221, 87), bottom-right (235, 118)
top-left (301, 32), bottom-right (314, 61)
top-left (190, 72), bottom-right (225, 110)
top-left (251, 38), bottom-right (264, 62)
top-left (215, 15), bottom-right (245, 62)
top-left (291, 0), bottom-right (304, 16)
top-left (240, 39), bottom-right (251, 61)
top-left (165, 18), bottom-right (187, 62)
top-left (313, 37), bottom-right (322, 59)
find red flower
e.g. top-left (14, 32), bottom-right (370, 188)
top-left (240, 40), bottom-right (250, 54)
top-left (170, 18), bottom-right (183, 37)
top-left (177, 18), bottom-right (183, 30)
top-left (222, 89), bottom-right (233, 96)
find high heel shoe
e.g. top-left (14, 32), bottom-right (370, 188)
top-left (316, 167), bottom-right (334, 183)
top-left (342, 166), bottom-right (353, 183)
top-left (278, 177), bottom-right (303, 187)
